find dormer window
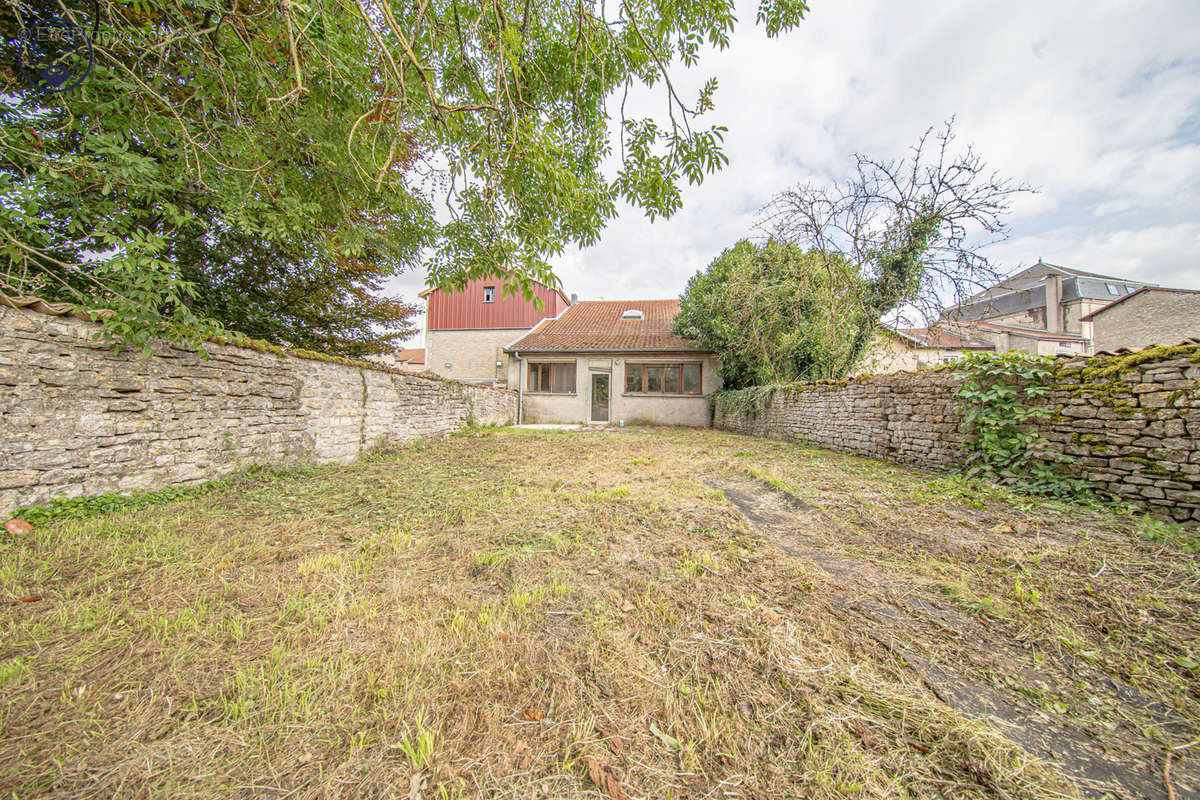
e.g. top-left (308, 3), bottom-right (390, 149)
top-left (620, 309), bottom-right (644, 320)
top-left (1105, 283), bottom-right (1121, 296)
top-left (483, 286), bottom-right (495, 303)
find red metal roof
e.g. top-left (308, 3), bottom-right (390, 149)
top-left (505, 300), bottom-right (708, 352)
top-left (422, 278), bottom-right (570, 331)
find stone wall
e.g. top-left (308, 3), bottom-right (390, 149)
top-left (713, 346), bottom-right (1200, 522)
top-left (0, 306), bottom-right (516, 514)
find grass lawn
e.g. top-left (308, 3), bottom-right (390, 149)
top-left (1, 427), bottom-right (1197, 799)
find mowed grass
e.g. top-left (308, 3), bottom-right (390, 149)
top-left (0, 427), bottom-right (1195, 799)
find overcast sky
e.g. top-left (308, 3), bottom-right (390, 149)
top-left (392, 0), bottom-right (1200, 345)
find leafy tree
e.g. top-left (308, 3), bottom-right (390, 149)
top-left (679, 121), bottom-right (1030, 388)
top-left (1, 0), bottom-right (810, 353)
top-left (674, 238), bottom-right (924, 387)
top-left (758, 119), bottom-right (1033, 326)
top-left (171, 211), bottom-right (421, 356)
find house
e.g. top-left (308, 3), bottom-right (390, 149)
top-left (503, 300), bottom-right (722, 426)
top-left (394, 348), bottom-right (426, 372)
top-left (961, 321), bottom-right (1088, 357)
top-left (858, 326), bottom-right (994, 373)
top-left (1081, 287), bottom-right (1200, 352)
top-left (859, 319), bottom-right (1088, 374)
top-left (943, 259), bottom-right (1147, 336)
top-left (421, 278), bottom-right (572, 385)
top-left (925, 258), bottom-right (1196, 357)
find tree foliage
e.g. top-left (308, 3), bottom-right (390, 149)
top-left (678, 121), bottom-right (1031, 389)
top-left (1, 0), bottom-right (809, 352)
top-left (674, 237), bottom-right (934, 388)
top-left (758, 119), bottom-right (1033, 326)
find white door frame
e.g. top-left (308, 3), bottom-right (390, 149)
top-left (588, 370), bottom-right (611, 424)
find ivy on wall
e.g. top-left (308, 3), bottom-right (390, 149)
top-left (952, 352), bottom-right (1087, 499)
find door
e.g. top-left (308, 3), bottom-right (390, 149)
top-left (590, 373), bottom-right (610, 422)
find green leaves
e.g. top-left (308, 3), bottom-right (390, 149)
top-left (674, 239), bottom-right (877, 388)
top-left (953, 352), bottom-right (1088, 499)
top-left (3, 1), bottom-right (810, 353)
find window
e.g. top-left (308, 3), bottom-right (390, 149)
top-left (1105, 282), bottom-right (1121, 296)
top-left (528, 362), bottom-right (575, 393)
top-left (483, 286), bottom-right (496, 303)
top-left (625, 362), bottom-right (703, 395)
top-left (620, 309), bottom-right (644, 319)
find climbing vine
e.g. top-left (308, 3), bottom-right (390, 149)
top-left (711, 385), bottom-right (791, 421)
top-left (953, 352), bottom-right (1087, 499)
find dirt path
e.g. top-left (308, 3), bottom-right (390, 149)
top-left (708, 475), bottom-right (1199, 800)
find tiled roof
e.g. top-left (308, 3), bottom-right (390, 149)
top-left (395, 348), bottom-right (425, 364)
top-left (505, 300), bottom-right (708, 353)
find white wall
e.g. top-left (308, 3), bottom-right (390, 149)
top-left (509, 353), bottom-right (721, 426)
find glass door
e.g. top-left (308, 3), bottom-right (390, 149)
top-left (590, 373), bottom-right (610, 422)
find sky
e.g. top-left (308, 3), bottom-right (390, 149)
top-left (391, 0), bottom-right (1200, 345)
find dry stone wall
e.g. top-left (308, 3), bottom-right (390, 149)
top-left (0, 306), bottom-right (516, 514)
top-left (713, 347), bottom-right (1200, 522)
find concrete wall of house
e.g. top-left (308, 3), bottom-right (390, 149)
top-left (426, 328), bottom-right (529, 385)
top-left (1090, 292), bottom-right (1200, 353)
top-left (0, 306), bottom-right (516, 515)
top-left (510, 353), bottom-right (721, 426)
top-left (1064, 299), bottom-right (1108, 334)
top-left (1006, 334), bottom-right (1087, 357)
top-left (713, 348), bottom-right (1200, 522)
top-left (857, 336), bottom-right (980, 374)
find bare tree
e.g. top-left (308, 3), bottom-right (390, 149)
top-left (756, 119), bottom-right (1035, 326)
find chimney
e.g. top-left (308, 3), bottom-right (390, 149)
top-left (1044, 274), bottom-right (1062, 333)
top-left (570, 293), bottom-right (578, 305)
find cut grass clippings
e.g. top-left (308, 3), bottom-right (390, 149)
top-left (1, 427), bottom-right (1195, 798)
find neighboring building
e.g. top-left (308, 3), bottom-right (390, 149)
top-left (965, 321), bottom-right (1088, 357)
top-left (1081, 287), bottom-right (1200, 352)
top-left (422, 278), bottom-right (571, 385)
top-left (394, 348), bottom-right (426, 372)
top-left (943, 259), bottom-right (1147, 336)
top-left (859, 320), bottom-right (1088, 374)
top-left (504, 300), bottom-right (722, 426)
top-left (936, 259), bottom-right (1198, 356)
top-left (859, 327), bottom-right (994, 373)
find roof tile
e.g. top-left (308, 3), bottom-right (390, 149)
top-left (506, 300), bottom-right (707, 352)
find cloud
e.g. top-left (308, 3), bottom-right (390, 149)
top-left (391, 0), bottom-right (1200, 344)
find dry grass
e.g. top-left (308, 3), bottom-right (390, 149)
top-left (0, 427), bottom-right (1195, 799)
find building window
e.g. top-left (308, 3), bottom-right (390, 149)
top-left (483, 286), bottom-right (496, 303)
top-left (625, 362), bottom-right (702, 395)
top-left (528, 362), bottom-right (575, 393)
top-left (1105, 282), bottom-right (1121, 296)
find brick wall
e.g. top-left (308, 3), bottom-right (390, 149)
top-left (713, 347), bottom-right (1200, 522)
top-left (0, 306), bottom-right (516, 514)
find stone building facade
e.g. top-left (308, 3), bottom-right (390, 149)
top-left (1082, 288), bottom-right (1200, 353)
